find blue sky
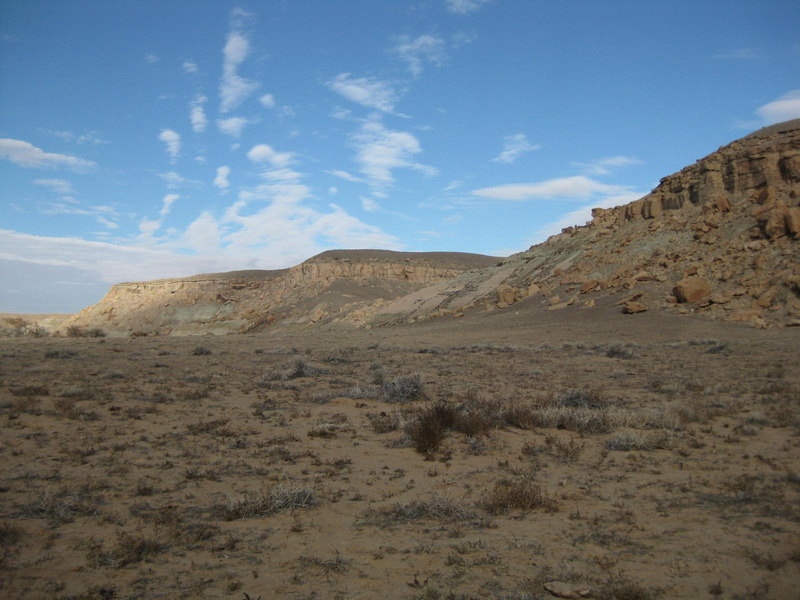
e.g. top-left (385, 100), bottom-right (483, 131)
top-left (1, 0), bottom-right (798, 313)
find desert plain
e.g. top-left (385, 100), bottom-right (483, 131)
top-left (1, 298), bottom-right (799, 600)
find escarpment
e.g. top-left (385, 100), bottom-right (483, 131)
top-left (63, 251), bottom-right (499, 336)
top-left (372, 120), bottom-right (800, 328)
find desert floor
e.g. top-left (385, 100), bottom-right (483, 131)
top-left (1, 302), bottom-right (799, 600)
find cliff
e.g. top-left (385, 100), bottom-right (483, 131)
top-left (63, 250), bottom-right (499, 335)
top-left (372, 119), bottom-right (800, 328)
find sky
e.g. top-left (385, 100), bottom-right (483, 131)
top-left (1, 0), bottom-right (799, 313)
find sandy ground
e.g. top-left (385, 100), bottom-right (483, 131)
top-left (1, 302), bottom-right (799, 600)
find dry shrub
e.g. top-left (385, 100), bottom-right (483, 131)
top-left (605, 431), bottom-right (668, 452)
top-left (523, 434), bottom-right (585, 462)
top-left (477, 477), bottom-right (559, 515)
top-left (85, 531), bottom-right (165, 568)
top-left (360, 493), bottom-right (489, 529)
top-left (382, 373), bottom-right (425, 402)
top-left (215, 485), bottom-right (317, 520)
top-left (405, 401), bottom-right (458, 455)
top-left (24, 487), bottom-right (100, 526)
top-left (262, 357), bottom-right (328, 382)
top-left (367, 411), bottom-right (400, 433)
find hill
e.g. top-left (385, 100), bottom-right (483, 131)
top-left (372, 119), bottom-right (800, 328)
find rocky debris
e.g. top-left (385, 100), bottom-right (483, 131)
top-left (622, 300), bottom-right (648, 314)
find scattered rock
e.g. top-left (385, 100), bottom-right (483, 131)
top-left (622, 301), bottom-right (648, 314)
top-left (544, 581), bottom-right (591, 599)
top-left (673, 277), bottom-right (712, 303)
top-left (496, 284), bottom-right (517, 306)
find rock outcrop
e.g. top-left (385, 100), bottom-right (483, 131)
top-left (62, 250), bottom-right (499, 336)
top-left (372, 119), bottom-right (800, 328)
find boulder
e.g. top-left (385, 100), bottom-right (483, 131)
top-left (673, 277), bottom-right (712, 303)
top-left (496, 284), bottom-right (517, 306)
top-left (622, 301), bottom-right (648, 314)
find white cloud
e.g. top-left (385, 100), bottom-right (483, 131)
top-left (144, 54), bottom-right (159, 64)
top-left (445, 0), bottom-right (492, 15)
top-left (42, 130), bottom-right (108, 146)
top-left (247, 144), bottom-right (296, 169)
top-left (259, 94), bottom-right (276, 109)
top-left (492, 134), bottom-right (541, 164)
top-left (328, 187), bottom-right (338, 195)
top-left (472, 176), bottom-right (629, 201)
top-left (182, 60), bottom-right (199, 74)
top-left (327, 73), bottom-right (398, 113)
top-left (158, 129), bottom-right (181, 162)
top-left (214, 166), bottom-right (231, 191)
top-left (189, 95), bottom-right (208, 133)
top-left (350, 119), bottom-right (437, 193)
top-left (0, 139), bottom-right (97, 172)
top-left (160, 193), bottom-right (179, 217)
top-left (390, 35), bottom-right (447, 77)
top-left (217, 116), bottom-right (254, 138)
top-left (181, 211), bottom-right (222, 253)
top-left (361, 196), bottom-right (380, 212)
top-left (219, 13), bottom-right (260, 113)
top-left (571, 155), bottom-right (643, 176)
top-left (325, 169), bottom-right (363, 183)
top-left (34, 178), bottom-right (75, 195)
top-left (756, 90), bottom-right (800, 124)
top-left (158, 171), bottom-right (202, 189)
top-left (38, 200), bottom-right (120, 229)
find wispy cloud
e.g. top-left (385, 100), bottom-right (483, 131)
top-left (390, 34), bottom-right (447, 77)
top-left (350, 118), bottom-right (437, 194)
top-left (139, 194), bottom-right (180, 238)
top-left (247, 144), bottom-right (296, 169)
top-left (325, 169), bottom-right (364, 183)
top-left (756, 89), bottom-right (800, 124)
top-left (157, 129), bottom-right (181, 162)
top-left (492, 134), bottom-right (541, 164)
top-left (217, 116), bottom-right (255, 138)
top-left (571, 155), bottom-right (643, 176)
top-left (40, 129), bottom-right (108, 145)
top-left (472, 175), bottom-right (630, 201)
top-left (189, 95), bottom-right (208, 133)
top-left (39, 200), bottom-right (120, 230)
top-left (219, 9), bottom-right (260, 113)
top-left (34, 178), bottom-right (75, 195)
top-left (445, 0), bottom-right (492, 15)
top-left (0, 139), bottom-right (96, 171)
top-left (144, 53), bottom-right (159, 64)
top-left (182, 60), bottom-right (199, 74)
top-left (158, 171), bottom-right (201, 189)
top-left (214, 166), bottom-right (231, 192)
top-left (259, 94), bottom-right (276, 109)
top-left (327, 73), bottom-right (399, 113)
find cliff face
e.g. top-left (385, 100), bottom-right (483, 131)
top-left (372, 120), bottom-right (800, 328)
top-left (64, 251), bottom-right (499, 335)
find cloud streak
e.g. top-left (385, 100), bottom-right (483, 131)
top-left (492, 134), bottom-right (541, 164)
top-left (219, 10), bottom-right (260, 113)
top-left (327, 74), bottom-right (399, 113)
top-left (472, 176), bottom-right (630, 201)
top-left (158, 129), bottom-right (181, 162)
top-left (0, 139), bottom-right (97, 171)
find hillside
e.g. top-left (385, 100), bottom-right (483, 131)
top-left (63, 250), bottom-right (499, 335)
top-left (372, 119), bottom-right (800, 328)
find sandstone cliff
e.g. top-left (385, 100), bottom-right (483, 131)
top-left (372, 119), bottom-right (800, 328)
top-left (63, 250), bottom-right (499, 335)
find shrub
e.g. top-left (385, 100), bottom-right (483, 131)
top-left (477, 477), bottom-right (559, 515)
top-left (214, 485), bottom-right (317, 520)
top-left (192, 346), bottom-right (212, 356)
top-left (382, 373), bottom-right (425, 402)
top-left (360, 494), bottom-right (488, 529)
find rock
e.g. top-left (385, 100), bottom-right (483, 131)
top-left (527, 282), bottom-right (541, 296)
top-left (622, 301), bottom-right (648, 314)
top-left (715, 196), bottom-right (732, 212)
top-left (673, 277), bottom-right (712, 303)
top-left (496, 284), bottom-right (517, 306)
top-left (544, 581), bottom-right (591, 599)
top-left (583, 299), bottom-right (596, 308)
top-left (786, 207), bottom-right (800, 236)
top-left (580, 279), bottom-right (599, 294)
top-left (756, 285), bottom-right (780, 308)
top-left (548, 295), bottom-right (562, 306)
top-left (786, 319), bottom-right (800, 327)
